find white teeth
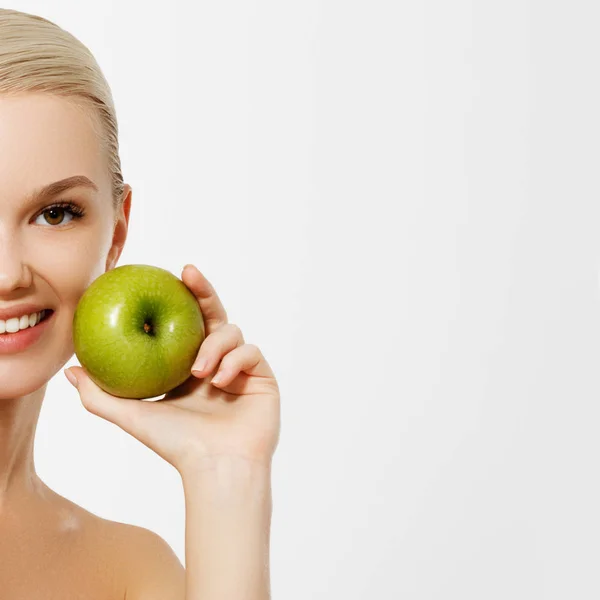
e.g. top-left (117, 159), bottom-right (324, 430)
top-left (0, 310), bottom-right (45, 334)
top-left (4, 319), bottom-right (17, 333)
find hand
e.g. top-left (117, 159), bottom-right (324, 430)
top-left (64, 264), bottom-right (281, 476)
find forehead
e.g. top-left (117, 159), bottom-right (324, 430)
top-left (0, 93), bottom-right (108, 199)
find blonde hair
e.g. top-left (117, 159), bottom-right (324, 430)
top-left (0, 9), bottom-right (125, 220)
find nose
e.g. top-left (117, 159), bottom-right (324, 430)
top-left (0, 236), bottom-right (33, 295)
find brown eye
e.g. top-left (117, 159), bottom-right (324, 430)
top-left (43, 207), bottom-right (67, 226)
top-left (34, 202), bottom-right (85, 228)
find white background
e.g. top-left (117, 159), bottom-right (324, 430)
top-left (8, 1), bottom-right (599, 598)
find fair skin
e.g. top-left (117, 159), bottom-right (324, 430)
top-left (0, 93), bottom-right (280, 599)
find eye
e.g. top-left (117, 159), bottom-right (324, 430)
top-left (34, 201), bottom-right (86, 227)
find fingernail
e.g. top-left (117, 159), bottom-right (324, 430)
top-left (64, 369), bottom-right (78, 389)
top-left (192, 358), bottom-right (207, 372)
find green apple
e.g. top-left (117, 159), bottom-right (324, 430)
top-left (72, 264), bottom-right (205, 399)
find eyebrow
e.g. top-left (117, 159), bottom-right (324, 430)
top-left (27, 175), bottom-right (99, 202)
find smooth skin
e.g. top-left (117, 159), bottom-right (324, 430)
top-left (0, 92), bottom-right (280, 599)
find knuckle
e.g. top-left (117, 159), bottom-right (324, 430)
top-left (245, 343), bottom-right (261, 356)
top-left (202, 324), bottom-right (244, 357)
top-left (223, 323), bottom-right (244, 345)
top-left (227, 323), bottom-right (243, 338)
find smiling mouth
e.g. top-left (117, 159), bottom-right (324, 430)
top-left (0, 308), bottom-right (54, 335)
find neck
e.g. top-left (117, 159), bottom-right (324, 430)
top-left (0, 384), bottom-right (47, 511)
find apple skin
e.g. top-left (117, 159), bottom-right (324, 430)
top-left (72, 264), bottom-right (206, 399)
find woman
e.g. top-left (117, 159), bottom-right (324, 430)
top-left (0, 8), bottom-right (280, 599)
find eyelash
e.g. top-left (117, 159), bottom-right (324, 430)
top-left (37, 201), bottom-right (86, 227)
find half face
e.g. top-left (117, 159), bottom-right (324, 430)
top-left (0, 93), bottom-right (119, 396)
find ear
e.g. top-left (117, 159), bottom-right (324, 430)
top-left (106, 184), bottom-right (132, 272)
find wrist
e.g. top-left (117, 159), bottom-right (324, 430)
top-left (180, 453), bottom-right (272, 502)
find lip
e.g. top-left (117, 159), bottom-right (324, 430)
top-left (0, 303), bottom-right (51, 322)
top-left (0, 309), bottom-right (54, 355)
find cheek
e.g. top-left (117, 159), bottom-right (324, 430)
top-left (36, 228), bottom-right (111, 284)
top-left (39, 253), bottom-right (104, 379)
top-left (26, 217), bottom-right (115, 313)
top-left (32, 248), bottom-right (106, 318)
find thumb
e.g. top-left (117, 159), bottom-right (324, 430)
top-left (64, 366), bottom-right (150, 439)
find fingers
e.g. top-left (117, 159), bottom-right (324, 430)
top-left (210, 343), bottom-right (277, 387)
top-left (181, 264), bottom-right (277, 389)
top-left (181, 264), bottom-right (228, 334)
top-left (191, 323), bottom-right (245, 377)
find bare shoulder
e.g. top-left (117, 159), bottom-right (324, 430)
top-left (47, 492), bottom-right (185, 600)
top-left (94, 516), bottom-right (186, 600)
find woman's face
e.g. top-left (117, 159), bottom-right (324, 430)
top-left (0, 93), bottom-right (130, 397)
